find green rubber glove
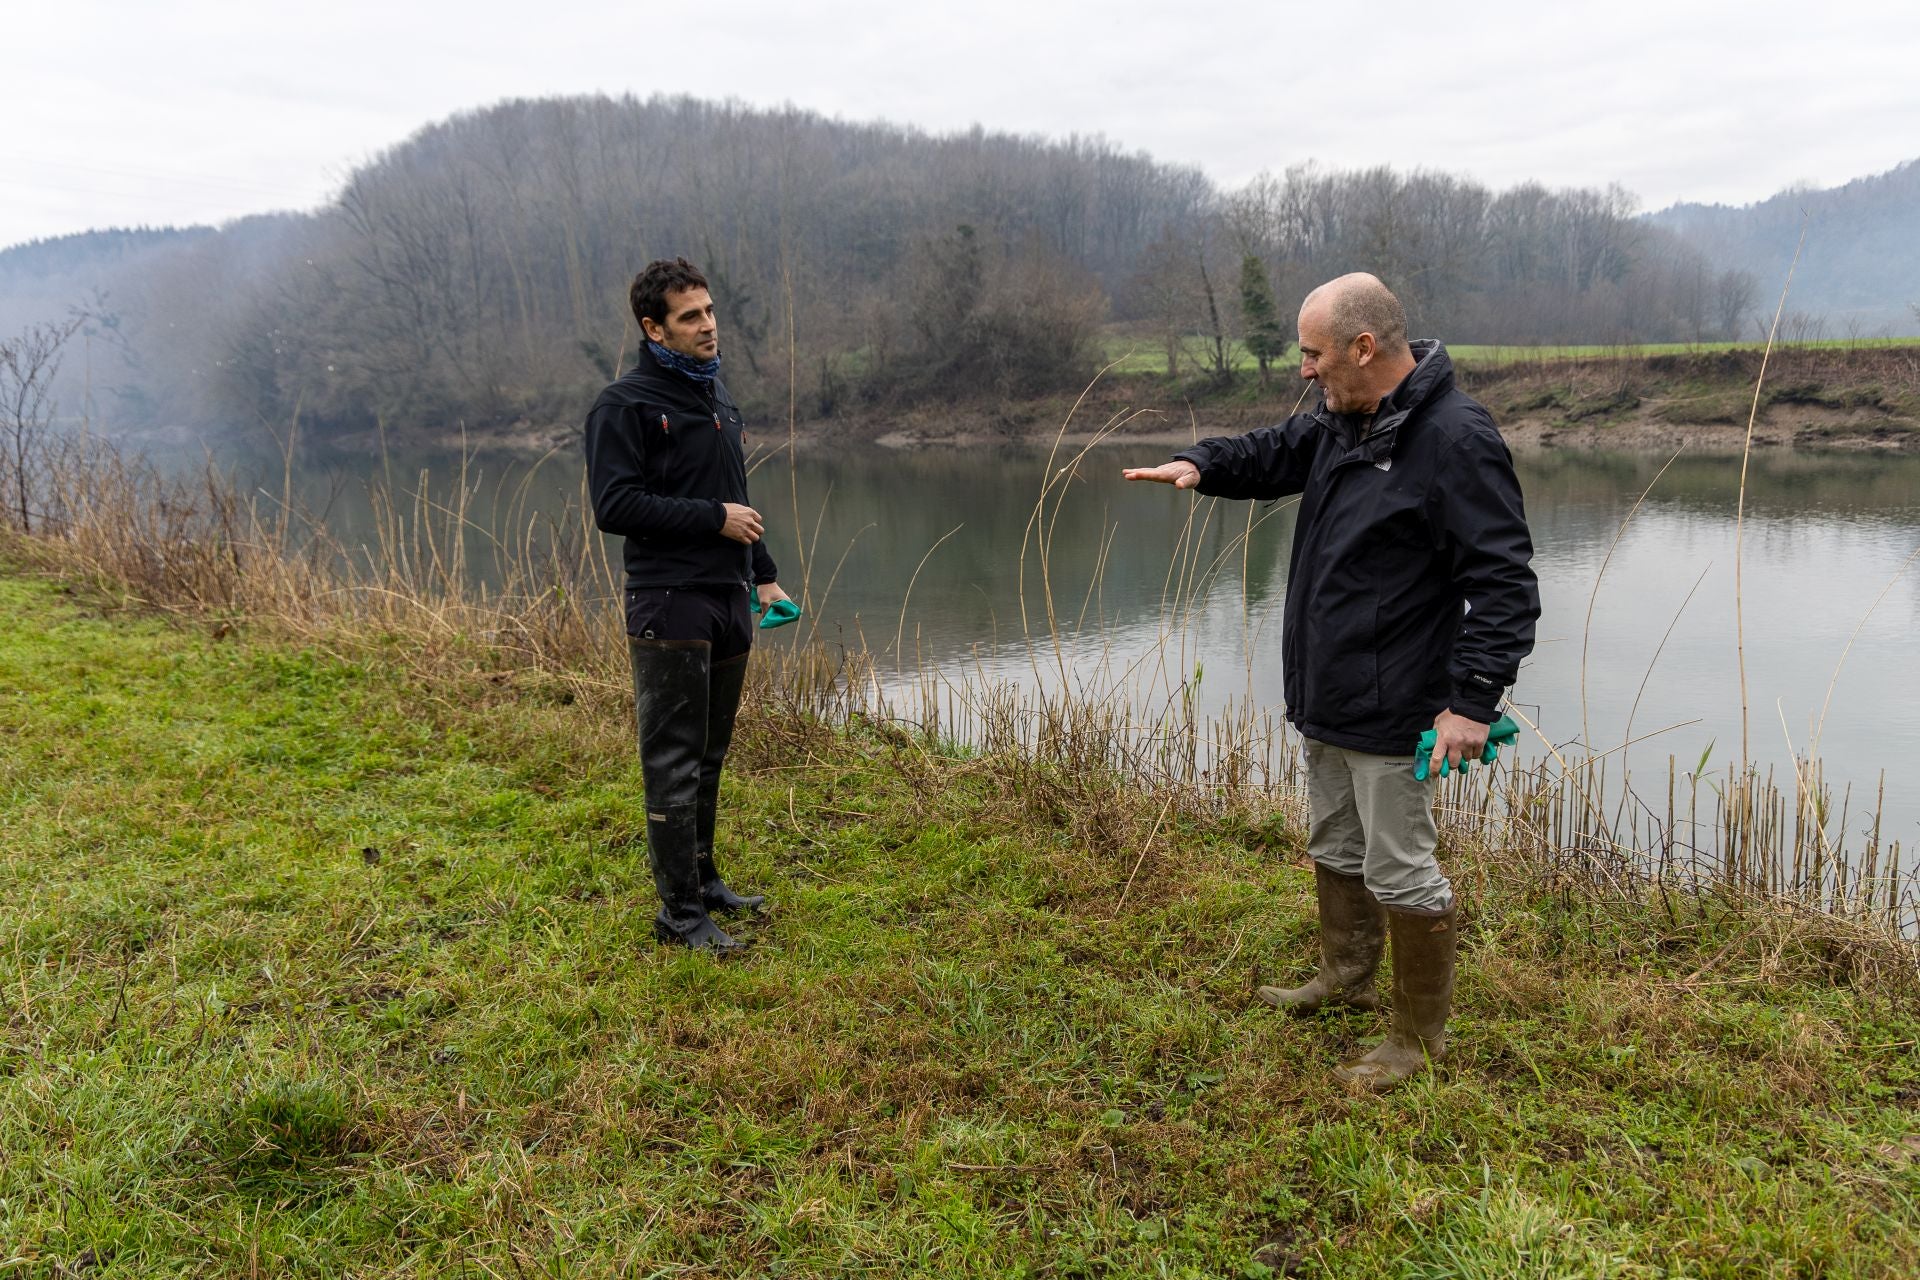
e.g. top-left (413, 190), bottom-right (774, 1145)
top-left (750, 595), bottom-right (801, 630)
top-left (1414, 714), bottom-right (1519, 781)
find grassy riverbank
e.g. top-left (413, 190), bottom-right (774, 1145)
top-left (330, 338), bottom-right (1920, 456)
top-left (1099, 335), bottom-right (1920, 377)
top-left (833, 340), bottom-right (1920, 453)
top-left (4, 561), bottom-right (1919, 1277)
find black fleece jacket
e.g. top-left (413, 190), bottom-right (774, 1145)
top-left (583, 345), bottom-right (777, 591)
top-left (1174, 340), bottom-right (1539, 755)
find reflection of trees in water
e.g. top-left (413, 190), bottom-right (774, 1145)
top-left (194, 437), bottom-right (1920, 647)
top-left (785, 444), bottom-right (1920, 849)
top-left (1518, 449), bottom-right (1920, 523)
top-left (177, 436), bottom-right (1920, 843)
top-left (202, 437), bottom-right (1920, 588)
top-left (766, 445), bottom-right (1300, 667)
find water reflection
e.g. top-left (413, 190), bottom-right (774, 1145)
top-left (216, 436), bottom-right (1920, 847)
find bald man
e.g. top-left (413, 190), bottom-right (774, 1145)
top-left (1125, 273), bottom-right (1539, 1090)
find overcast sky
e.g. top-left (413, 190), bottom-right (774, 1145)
top-left (7, 0), bottom-right (1918, 251)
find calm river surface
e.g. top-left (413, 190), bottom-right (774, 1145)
top-left (254, 439), bottom-right (1920, 851)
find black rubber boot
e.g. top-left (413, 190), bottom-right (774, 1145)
top-left (1334, 899), bottom-right (1458, 1090)
top-left (695, 651), bottom-right (766, 915)
top-left (1257, 863), bottom-right (1386, 1013)
top-left (631, 639), bottom-right (743, 955)
top-left (647, 803), bottom-right (744, 953)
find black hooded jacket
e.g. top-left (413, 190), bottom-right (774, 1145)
top-left (1174, 340), bottom-right (1539, 755)
top-left (583, 344), bottom-right (778, 591)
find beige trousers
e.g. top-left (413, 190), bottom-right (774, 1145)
top-left (1303, 737), bottom-right (1453, 913)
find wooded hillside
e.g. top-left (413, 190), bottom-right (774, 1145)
top-left (3, 94), bottom-right (1872, 439)
top-left (1650, 159), bottom-right (1920, 339)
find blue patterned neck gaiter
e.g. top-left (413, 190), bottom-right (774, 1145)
top-left (646, 339), bottom-right (721, 385)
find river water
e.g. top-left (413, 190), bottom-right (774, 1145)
top-left (249, 438), bottom-right (1920, 855)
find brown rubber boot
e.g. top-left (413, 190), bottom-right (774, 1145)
top-left (1334, 899), bottom-right (1458, 1091)
top-left (1256, 863), bottom-right (1386, 1014)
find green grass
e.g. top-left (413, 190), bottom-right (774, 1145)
top-left (1446, 337), bottom-right (1920, 365)
top-left (1099, 334), bottom-right (1920, 377)
top-left (4, 567), bottom-right (1918, 1277)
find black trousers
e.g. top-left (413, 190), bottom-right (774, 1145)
top-left (625, 585), bottom-right (754, 905)
top-left (624, 584), bottom-right (753, 659)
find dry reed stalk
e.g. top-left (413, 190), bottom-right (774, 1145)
top-left (1735, 220), bottom-right (1809, 766)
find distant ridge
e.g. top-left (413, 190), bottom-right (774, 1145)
top-left (0, 225), bottom-right (216, 285)
top-left (1648, 159), bottom-right (1920, 336)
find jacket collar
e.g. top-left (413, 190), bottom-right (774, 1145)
top-left (1380, 338), bottom-right (1453, 419)
top-left (1312, 339), bottom-right (1453, 463)
top-left (628, 342), bottom-right (724, 401)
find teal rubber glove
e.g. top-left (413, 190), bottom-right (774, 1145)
top-left (1414, 714), bottom-right (1519, 781)
top-left (750, 595), bottom-right (801, 630)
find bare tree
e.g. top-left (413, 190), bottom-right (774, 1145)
top-left (0, 317), bottom-right (84, 532)
top-left (1123, 230), bottom-right (1201, 378)
top-left (1196, 251), bottom-right (1232, 383)
top-left (1782, 311), bottom-right (1829, 344)
top-left (1714, 269), bottom-right (1758, 341)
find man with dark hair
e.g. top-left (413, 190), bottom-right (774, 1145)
top-left (585, 256), bottom-right (792, 954)
top-left (1124, 272), bottom-right (1539, 1089)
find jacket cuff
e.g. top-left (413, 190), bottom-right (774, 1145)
top-left (707, 499), bottom-right (727, 531)
top-left (1450, 675), bottom-right (1503, 724)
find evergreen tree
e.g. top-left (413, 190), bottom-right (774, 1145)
top-left (1239, 255), bottom-right (1288, 388)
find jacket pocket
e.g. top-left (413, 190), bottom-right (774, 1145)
top-left (635, 408), bottom-right (672, 491)
top-left (1303, 589), bottom-right (1382, 725)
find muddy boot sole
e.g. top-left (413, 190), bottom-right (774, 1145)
top-left (653, 915), bottom-right (747, 955)
top-left (1257, 982), bottom-right (1381, 1014)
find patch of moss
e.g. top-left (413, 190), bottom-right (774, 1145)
top-left (1562, 388), bottom-right (1640, 422)
top-left (1657, 391), bottom-right (1753, 425)
top-left (1505, 387), bottom-right (1569, 414)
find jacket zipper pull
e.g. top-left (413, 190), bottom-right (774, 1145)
top-left (659, 413), bottom-right (669, 433)
top-left (714, 413), bottom-right (722, 431)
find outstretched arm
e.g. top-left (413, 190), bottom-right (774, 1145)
top-left (1124, 414), bottom-right (1321, 501)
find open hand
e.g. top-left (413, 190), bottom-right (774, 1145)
top-left (1122, 461), bottom-right (1201, 489)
